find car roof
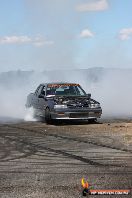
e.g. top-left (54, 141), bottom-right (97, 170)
top-left (40, 82), bottom-right (79, 86)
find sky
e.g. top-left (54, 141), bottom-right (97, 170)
top-left (0, 0), bottom-right (132, 72)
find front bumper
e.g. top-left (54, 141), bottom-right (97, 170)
top-left (50, 108), bottom-right (102, 120)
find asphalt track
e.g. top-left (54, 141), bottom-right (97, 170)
top-left (0, 119), bottom-right (132, 197)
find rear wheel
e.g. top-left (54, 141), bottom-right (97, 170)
top-left (32, 108), bottom-right (43, 121)
top-left (33, 108), bottom-right (38, 119)
top-left (45, 107), bottom-right (52, 124)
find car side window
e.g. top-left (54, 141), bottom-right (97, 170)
top-left (35, 85), bottom-right (45, 95)
top-left (35, 85), bottom-right (41, 95)
top-left (41, 86), bottom-right (46, 96)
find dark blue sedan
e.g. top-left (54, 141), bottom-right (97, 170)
top-left (26, 82), bottom-right (102, 123)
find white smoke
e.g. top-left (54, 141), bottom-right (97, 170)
top-left (0, 87), bottom-right (26, 118)
top-left (0, 71), bottom-right (49, 121)
top-left (24, 107), bottom-right (37, 121)
top-left (87, 69), bottom-right (132, 118)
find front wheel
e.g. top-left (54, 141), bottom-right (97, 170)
top-left (88, 118), bottom-right (97, 124)
top-left (45, 108), bottom-right (52, 124)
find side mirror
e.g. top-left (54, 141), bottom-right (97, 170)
top-left (87, 93), bottom-right (91, 98)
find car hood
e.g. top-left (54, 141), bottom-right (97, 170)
top-left (46, 95), bottom-right (100, 107)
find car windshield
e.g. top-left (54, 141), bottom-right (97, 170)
top-left (46, 84), bottom-right (86, 96)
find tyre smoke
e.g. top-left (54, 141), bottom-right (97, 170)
top-left (24, 107), bottom-right (37, 121)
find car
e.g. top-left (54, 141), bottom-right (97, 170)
top-left (26, 82), bottom-right (102, 123)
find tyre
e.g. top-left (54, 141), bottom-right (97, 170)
top-left (33, 108), bottom-right (37, 118)
top-left (45, 107), bottom-right (52, 124)
top-left (32, 108), bottom-right (41, 121)
top-left (88, 118), bottom-right (97, 124)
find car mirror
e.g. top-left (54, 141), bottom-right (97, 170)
top-left (87, 93), bottom-right (91, 98)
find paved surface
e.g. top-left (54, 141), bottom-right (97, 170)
top-left (0, 120), bottom-right (132, 197)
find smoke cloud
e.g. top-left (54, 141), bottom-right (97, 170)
top-left (87, 69), bottom-right (132, 118)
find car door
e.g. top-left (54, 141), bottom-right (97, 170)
top-left (37, 85), bottom-right (46, 116)
top-left (33, 85), bottom-right (42, 109)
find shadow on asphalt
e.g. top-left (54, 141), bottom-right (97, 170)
top-left (50, 120), bottom-right (102, 126)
